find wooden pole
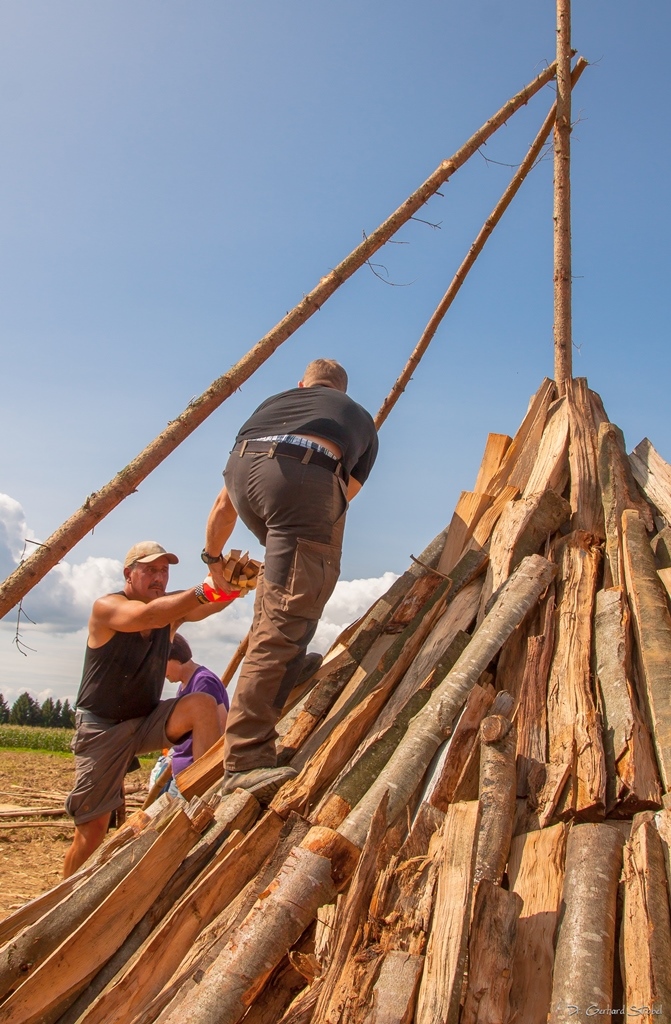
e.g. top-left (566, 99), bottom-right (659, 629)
top-left (0, 63), bottom-right (557, 621)
top-left (553, 0), bottom-right (573, 393)
top-left (221, 632), bottom-right (250, 688)
top-left (375, 57), bottom-right (586, 430)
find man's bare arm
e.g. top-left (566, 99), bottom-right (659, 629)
top-left (347, 477), bottom-right (363, 501)
top-left (205, 487), bottom-right (238, 557)
top-left (91, 590), bottom-right (203, 638)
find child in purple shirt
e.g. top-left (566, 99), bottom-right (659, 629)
top-left (166, 633), bottom-right (229, 779)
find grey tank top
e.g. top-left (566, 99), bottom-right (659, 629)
top-left (75, 596), bottom-right (170, 721)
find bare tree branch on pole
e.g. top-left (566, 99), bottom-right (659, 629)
top-left (554, 0), bottom-right (573, 394)
top-left (375, 57), bottom-right (586, 430)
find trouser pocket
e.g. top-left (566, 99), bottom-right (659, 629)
top-left (284, 537), bottom-right (341, 618)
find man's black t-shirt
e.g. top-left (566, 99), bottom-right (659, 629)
top-left (235, 386), bottom-right (379, 484)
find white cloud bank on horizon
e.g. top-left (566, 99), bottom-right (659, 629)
top-left (0, 493), bottom-right (397, 704)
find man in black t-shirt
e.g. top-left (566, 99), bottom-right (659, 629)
top-left (203, 358), bottom-right (378, 803)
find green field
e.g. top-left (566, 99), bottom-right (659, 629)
top-left (0, 725), bottom-right (74, 753)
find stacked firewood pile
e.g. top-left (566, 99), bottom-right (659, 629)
top-left (1, 375), bottom-right (671, 1024)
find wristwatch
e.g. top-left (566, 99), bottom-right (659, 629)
top-left (201, 548), bottom-right (222, 565)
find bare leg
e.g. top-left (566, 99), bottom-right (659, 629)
top-left (165, 692), bottom-right (221, 761)
top-left (63, 813), bottom-right (111, 878)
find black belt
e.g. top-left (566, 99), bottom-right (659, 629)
top-left (76, 710), bottom-right (123, 727)
top-left (233, 439), bottom-right (344, 476)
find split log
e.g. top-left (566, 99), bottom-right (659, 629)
top-left (474, 433), bottom-right (512, 494)
top-left (594, 587), bottom-right (662, 814)
top-left (468, 484), bottom-right (520, 554)
top-left (566, 377), bottom-right (605, 538)
top-left (164, 846), bottom-right (335, 1024)
top-left (60, 792), bottom-right (260, 1024)
top-left (652, 526), bottom-right (671, 601)
top-left (508, 822), bottom-right (568, 1024)
top-left (415, 801), bottom-right (481, 1024)
top-left (437, 491), bottom-right (492, 575)
top-left (598, 422), bottom-right (653, 587)
top-left (0, 830), bottom-right (158, 1000)
top-left (76, 809), bottom-right (284, 1024)
top-left (549, 823), bottom-right (624, 1022)
top-left (426, 682), bottom-right (495, 812)
top-left (481, 487), bottom-right (571, 616)
top-left (175, 735), bottom-right (225, 799)
top-left (339, 555), bottom-right (556, 849)
top-left (0, 800), bottom-right (213, 1024)
top-left (0, 60), bottom-right (560, 621)
top-left (362, 950), bottom-right (424, 1024)
top-left (461, 881), bottom-right (523, 1024)
top-left (620, 818), bottom-right (671, 1012)
top-left (522, 395), bottom-right (569, 497)
top-left (314, 630), bottom-right (471, 829)
top-left (629, 437), bottom-right (671, 524)
top-left (622, 508), bottom-right (671, 791)
top-left (486, 378), bottom-right (557, 494)
top-left (474, 715), bottom-right (516, 886)
top-left (654, 808), bottom-right (671, 897)
top-left (452, 690), bottom-right (514, 804)
top-left (546, 530), bottom-right (606, 818)
top-left (515, 588), bottom-right (555, 793)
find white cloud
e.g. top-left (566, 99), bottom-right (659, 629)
top-left (0, 492), bottom-right (123, 633)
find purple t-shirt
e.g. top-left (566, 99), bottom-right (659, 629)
top-left (171, 666), bottom-right (229, 777)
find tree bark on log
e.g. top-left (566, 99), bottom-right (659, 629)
top-left (594, 587), bottom-right (662, 814)
top-left (546, 530), bottom-right (606, 818)
top-left (314, 630), bottom-right (471, 830)
top-left (415, 801), bottom-right (481, 1024)
top-left (0, 61), bottom-right (560, 622)
top-left (0, 864), bottom-right (98, 948)
top-left (620, 818), bottom-right (671, 1013)
top-left (374, 581), bottom-right (482, 738)
top-left (339, 555), bottom-right (556, 849)
top-left (461, 881), bottom-right (523, 1024)
top-left (548, 823), bottom-right (624, 1022)
top-left (598, 421), bottom-right (653, 588)
top-left (0, 802), bottom-right (213, 1024)
top-left (629, 437), bottom-right (671, 524)
top-left (566, 378), bottom-right (606, 538)
top-left (622, 509), bottom-right (671, 791)
top-left (508, 822), bottom-right (568, 1024)
top-left (162, 847), bottom-right (335, 1024)
top-left (474, 715), bottom-right (517, 886)
top-left (361, 950), bottom-right (424, 1024)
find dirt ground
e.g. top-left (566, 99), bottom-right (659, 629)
top-left (0, 750), bottom-right (151, 921)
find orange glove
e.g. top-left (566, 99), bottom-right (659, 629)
top-left (196, 576), bottom-right (241, 604)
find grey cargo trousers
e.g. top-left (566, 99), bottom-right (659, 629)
top-left (223, 446), bottom-right (347, 771)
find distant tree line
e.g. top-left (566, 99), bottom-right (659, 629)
top-left (0, 692), bottom-right (76, 728)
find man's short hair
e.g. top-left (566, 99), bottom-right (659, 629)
top-left (169, 633), bottom-right (192, 664)
top-left (302, 359), bottom-right (348, 392)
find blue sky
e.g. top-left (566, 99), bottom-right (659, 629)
top-left (1, 2), bottom-right (669, 700)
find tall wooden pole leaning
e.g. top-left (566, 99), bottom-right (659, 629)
top-left (553, 0), bottom-right (573, 394)
top-left (375, 58), bottom-right (587, 431)
top-left (0, 62), bottom-right (558, 621)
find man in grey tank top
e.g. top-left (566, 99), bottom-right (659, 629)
top-left (63, 541), bottom-right (242, 876)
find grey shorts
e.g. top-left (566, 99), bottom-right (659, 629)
top-left (65, 700), bottom-right (179, 825)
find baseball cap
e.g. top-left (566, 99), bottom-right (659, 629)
top-left (124, 541), bottom-right (179, 568)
